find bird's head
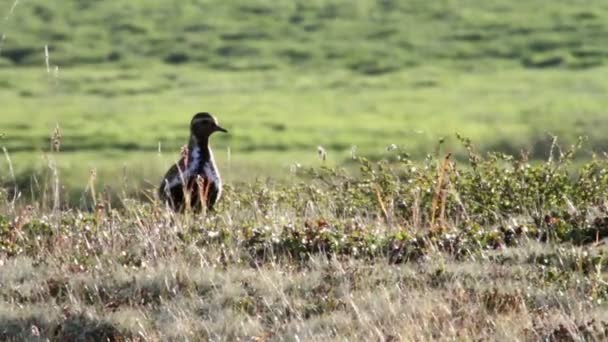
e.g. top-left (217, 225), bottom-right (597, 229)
top-left (190, 112), bottom-right (228, 139)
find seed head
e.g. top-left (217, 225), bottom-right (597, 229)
top-left (89, 168), bottom-right (97, 181)
top-left (180, 145), bottom-right (189, 167)
top-left (50, 124), bottom-right (62, 152)
top-left (317, 146), bottom-right (327, 161)
top-left (290, 163), bottom-right (301, 174)
top-left (350, 145), bottom-right (357, 159)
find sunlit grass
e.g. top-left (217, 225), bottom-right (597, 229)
top-left (2, 150), bottom-right (608, 339)
top-left (2, 64), bottom-right (608, 197)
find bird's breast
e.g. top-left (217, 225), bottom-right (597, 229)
top-left (200, 161), bottom-right (221, 187)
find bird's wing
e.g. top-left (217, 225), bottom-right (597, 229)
top-left (159, 157), bottom-right (189, 196)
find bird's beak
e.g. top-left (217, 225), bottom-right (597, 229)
top-left (216, 125), bottom-right (228, 133)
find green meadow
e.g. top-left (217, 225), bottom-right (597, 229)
top-left (3, 65), bottom-right (608, 195)
top-left (2, 0), bottom-right (608, 198)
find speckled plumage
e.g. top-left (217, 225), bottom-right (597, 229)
top-left (159, 113), bottom-right (228, 212)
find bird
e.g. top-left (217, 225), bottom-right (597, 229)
top-left (158, 112), bottom-right (228, 212)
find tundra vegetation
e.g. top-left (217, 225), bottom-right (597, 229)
top-left (2, 0), bottom-right (608, 340)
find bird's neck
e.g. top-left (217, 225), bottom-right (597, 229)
top-left (188, 135), bottom-right (212, 160)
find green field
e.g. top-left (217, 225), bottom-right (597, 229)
top-left (2, 0), bottom-right (608, 198)
top-left (3, 65), bottom-right (608, 197)
top-left (3, 1), bottom-right (608, 340)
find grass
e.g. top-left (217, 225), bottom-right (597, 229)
top-left (2, 0), bottom-right (608, 195)
top-left (3, 1), bottom-right (608, 339)
top-left (3, 0), bottom-right (608, 71)
top-left (2, 245), bottom-right (607, 340)
top-left (4, 64), bottom-right (608, 155)
top-left (2, 64), bottom-right (608, 201)
top-left (2, 147), bottom-right (608, 339)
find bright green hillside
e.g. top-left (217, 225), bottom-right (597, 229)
top-left (1, 0), bottom-right (608, 200)
top-left (3, 0), bottom-right (608, 71)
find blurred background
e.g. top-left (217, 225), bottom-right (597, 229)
top-left (1, 0), bottom-right (608, 202)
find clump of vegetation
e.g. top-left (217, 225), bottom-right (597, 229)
top-left (1, 138), bottom-right (608, 340)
